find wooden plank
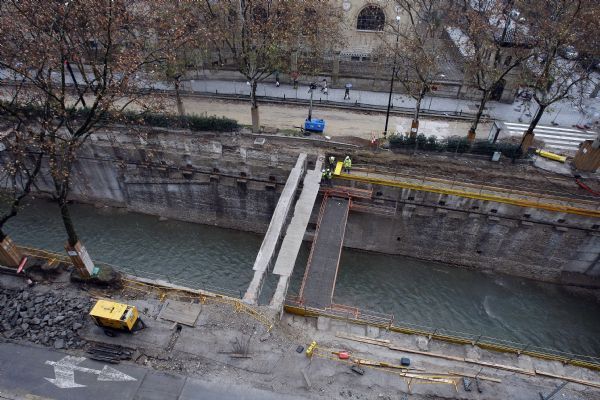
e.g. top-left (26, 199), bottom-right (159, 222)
top-left (464, 359), bottom-right (535, 376)
top-left (158, 300), bottom-right (202, 327)
top-left (336, 332), bottom-right (390, 347)
top-left (387, 345), bottom-right (465, 363)
top-left (447, 371), bottom-right (502, 383)
top-left (535, 370), bottom-right (600, 389)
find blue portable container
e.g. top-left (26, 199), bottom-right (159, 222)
top-left (304, 118), bottom-right (325, 133)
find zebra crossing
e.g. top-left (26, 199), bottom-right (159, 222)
top-left (502, 122), bottom-right (598, 152)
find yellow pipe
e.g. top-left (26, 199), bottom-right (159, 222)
top-left (338, 174), bottom-right (600, 218)
top-left (535, 149), bottom-right (567, 163)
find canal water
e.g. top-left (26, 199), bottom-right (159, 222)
top-left (6, 199), bottom-right (600, 358)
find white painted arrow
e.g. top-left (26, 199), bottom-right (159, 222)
top-left (44, 356), bottom-right (137, 389)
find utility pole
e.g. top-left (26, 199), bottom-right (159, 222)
top-left (384, 16), bottom-right (401, 136)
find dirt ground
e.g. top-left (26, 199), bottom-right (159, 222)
top-left (176, 97), bottom-right (490, 141)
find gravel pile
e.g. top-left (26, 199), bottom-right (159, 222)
top-left (0, 287), bottom-right (92, 349)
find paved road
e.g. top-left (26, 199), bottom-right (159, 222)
top-left (0, 342), bottom-right (302, 400)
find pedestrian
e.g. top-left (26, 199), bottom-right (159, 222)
top-left (291, 71), bottom-right (299, 90)
top-left (343, 156), bottom-right (352, 174)
top-left (326, 168), bottom-right (333, 186)
top-left (344, 83), bottom-right (352, 100)
top-left (275, 71), bottom-right (280, 87)
top-left (329, 155), bottom-right (336, 169)
top-left (321, 78), bottom-right (328, 93)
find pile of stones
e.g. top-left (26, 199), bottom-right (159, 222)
top-left (0, 287), bottom-right (93, 350)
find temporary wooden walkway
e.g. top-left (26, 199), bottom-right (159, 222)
top-left (298, 195), bottom-right (350, 308)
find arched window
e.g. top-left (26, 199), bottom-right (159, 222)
top-left (357, 6), bottom-right (385, 31)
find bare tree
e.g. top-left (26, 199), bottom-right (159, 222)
top-left (450, 0), bottom-right (532, 142)
top-left (517, 0), bottom-right (599, 153)
top-left (0, 0), bottom-right (189, 275)
top-left (196, 0), bottom-right (342, 132)
top-left (388, 0), bottom-right (452, 138)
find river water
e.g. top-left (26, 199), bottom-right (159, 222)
top-left (6, 199), bottom-right (600, 358)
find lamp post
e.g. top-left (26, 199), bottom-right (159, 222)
top-left (384, 15), bottom-right (401, 136)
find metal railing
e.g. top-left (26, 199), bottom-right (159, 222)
top-left (284, 297), bottom-right (600, 371)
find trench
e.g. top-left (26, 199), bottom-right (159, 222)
top-left (5, 199), bottom-right (600, 358)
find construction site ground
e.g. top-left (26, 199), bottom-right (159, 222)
top-left (1, 268), bottom-right (599, 400)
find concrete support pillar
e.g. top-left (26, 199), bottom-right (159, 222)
top-left (0, 236), bottom-right (23, 268)
top-left (269, 275), bottom-right (290, 318)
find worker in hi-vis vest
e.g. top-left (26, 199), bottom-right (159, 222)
top-left (328, 155), bottom-right (335, 168)
top-left (343, 156), bottom-right (352, 173)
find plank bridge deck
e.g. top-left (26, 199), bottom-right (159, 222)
top-left (299, 196), bottom-right (350, 308)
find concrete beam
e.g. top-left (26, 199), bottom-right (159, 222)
top-left (243, 153), bottom-right (307, 304)
top-left (269, 158), bottom-right (324, 313)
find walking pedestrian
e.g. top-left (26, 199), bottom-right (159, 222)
top-left (343, 156), bottom-right (352, 174)
top-left (329, 155), bottom-right (336, 169)
top-left (326, 168), bottom-right (333, 186)
top-left (344, 83), bottom-right (352, 100)
top-left (321, 79), bottom-right (328, 93)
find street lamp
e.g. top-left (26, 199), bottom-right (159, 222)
top-left (384, 15), bottom-right (401, 136)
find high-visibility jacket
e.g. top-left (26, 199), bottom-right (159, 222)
top-left (344, 157), bottom-right (352, 168)
top-left (329, 156), bottom-right (335, 164)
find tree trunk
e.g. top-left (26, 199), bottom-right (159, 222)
top-left (520, 103), bottom-right (547, 154)
top-left (411, 89), bottom-right (425, 138)
top-left (468, 90), bottom-right (490, 142)
top-left (590, 81), bottom-right (600, 99)
top-left (59, 199), bottom-right (79, 247)
top-left (250, 80), bottom-right (260, 132)
top-left (174, 78), bottom-right (185, 117)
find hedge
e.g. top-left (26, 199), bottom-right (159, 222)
top-left (389, 133), bottom-right (520, 156)
top-left (0, 101), bottom-right (239, 133)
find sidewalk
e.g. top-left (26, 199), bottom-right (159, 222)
top-left (182, 79), bottom-right (600, 128)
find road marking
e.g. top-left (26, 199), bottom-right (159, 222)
top-left (44, 356), bottom-right (136, 389)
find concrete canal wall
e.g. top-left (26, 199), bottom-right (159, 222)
top-left (6, 127), bottom-right (599, 286)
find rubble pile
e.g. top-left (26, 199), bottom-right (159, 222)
top-left (0, 287), bottom-right (92, 349)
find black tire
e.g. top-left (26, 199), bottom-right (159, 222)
top-left (103, 329), bottom-right (116, 337)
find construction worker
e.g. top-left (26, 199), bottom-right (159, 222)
top-left (326, 168), bottom-right (333, 186)
top-left (329, 155), bottom-right (336, 168)
top-left (343, 156), bottom-right (352, 174)
top-left (321, 169), bottom-right (328, 184)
